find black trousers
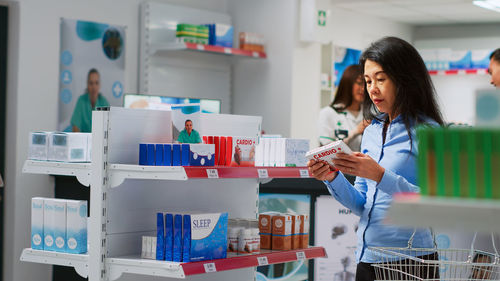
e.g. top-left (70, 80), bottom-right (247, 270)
top-left (355, 252), bottom-right (439, 281)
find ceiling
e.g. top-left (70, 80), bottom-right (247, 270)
top-left (330, 0), bottom-right (500, 25)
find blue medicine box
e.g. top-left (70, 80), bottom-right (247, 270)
top-left (139, 143), bottom-right (147, 165)
top-left (147, 144), bottom-right (155, 166)
top-left (164, 144), bottom-right (172, 166)
top-left (155, 144), bottom-right (164, 166)
top-left (172, 144), bottom-right (181, 166)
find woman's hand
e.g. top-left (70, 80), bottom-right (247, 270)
top-left (332, 152), bottom-right (385, 182)
top-left (307, 159), bottom-right (337, 182)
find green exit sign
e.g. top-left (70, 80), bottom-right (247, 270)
top-left (318, 10), bottom-right (326, 26)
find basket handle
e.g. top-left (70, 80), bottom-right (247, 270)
top-left (407, 227), bottom-right (437, 249)
top-left (491, 233), bottom-right (499, 264)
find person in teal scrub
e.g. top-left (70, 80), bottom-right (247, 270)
top-left (177, 119), bottom-right (202, 143)
top-left (71, 68), bottom-right (110, 132)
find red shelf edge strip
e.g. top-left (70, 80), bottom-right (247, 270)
top-left (184, 42), bottom-right (266, 58)
top-left (428, 69), bottom-right (488, 75)
top-left (183, 167), bottom-right (310, 179)
top-left (181, 247), bottom-right (326, 276)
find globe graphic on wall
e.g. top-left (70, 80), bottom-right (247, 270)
top-left (102, 28), bottom-right (123, 60)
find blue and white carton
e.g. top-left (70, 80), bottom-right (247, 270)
top-left (29, 132), bottom-right (51, 161)
top-left (183, 212), bottom-right (228, 262)
top-left (31, 197), bottom-right (44, 250)
top-left (66, 200), bottom-right (87, 254)
top-left (48, 133), bottom-right (91, 162)
top-left (44, 199), bottom-right (67, 252)
top-left (189, 144), bottom-right (215, 166)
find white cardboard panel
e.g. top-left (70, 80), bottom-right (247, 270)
top-left (200, 113), bottom-right (262, 138)
top-left (107, 107), bottom-right (172, 164)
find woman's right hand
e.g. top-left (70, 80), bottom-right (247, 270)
top-left (307, 160), bottom-right (337, 182)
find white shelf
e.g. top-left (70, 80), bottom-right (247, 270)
top-left (320, 87), bottom-right (332, 92)
top-left (151, 42), bottom-right (267, 59)
top-left (106, 256), bottom-right (184, 280)
top-left (386, 193), bottom-right (500, 233)
top-left (20, 248), bottom-right (89, 278)
top-left (22, 160), bottom-right (91, 186)
top-left (108, 164), bottom-right (188, 187)
top-left (106, 247), bottom-right (326, 280)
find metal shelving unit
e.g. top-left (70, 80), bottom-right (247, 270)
top-left (22, 160), bottom-right (91, 186)
top-left (20, 248), bottom-right (89, 278)
top-left (21, 107), bottom-right (324, 281)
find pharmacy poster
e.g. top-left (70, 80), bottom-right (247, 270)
top-left (315, 196), bottom-right (358, 281)
top-left (333, 46), bottom-right (361, 87)
top-left (58, 18), bottom-right (125, 132)
top-left (258, 193), bottom-right (311, 281)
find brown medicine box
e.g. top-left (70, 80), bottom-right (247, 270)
top-left (259, 214), bottom-right (273, 249)
top-left (271, 215), bottom-right (292, 251)
top-left (298, 214), bottom-right (309, 249)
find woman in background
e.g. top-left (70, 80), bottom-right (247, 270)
top-left (318, 64), bottom-right (369, 152)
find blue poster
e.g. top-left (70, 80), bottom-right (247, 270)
top-left (334, 47), bottom-right (361, 87)
top-left (58, 19), bottom-right (125, 131)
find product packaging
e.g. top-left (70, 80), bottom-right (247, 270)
top-left (31, 197), bottom-right (44, 250)
top-left (230, 137), bottom-right (257, 167)
top-left (44, 199), bottom-right (67, 252)
top-left (172, 144), bottom-right (181, 166)
top-left (298, 214), bottom-right (310, 249)
top-left (164, 144), bottom-right (173, 166)
top-left (156, 213), bottom-right (165, 260)
top-left (271, 214), bottom-right (292, 251)
top-left (29, 132), bottom-right (50, 161)
top-left (182, 212), bottom-right (228, 262)
top-left (147, 144), bottom-right (155, 166)
top-left (155, 144), bottom-right (164, 166)
top-left (66, 200), bottom-right (87, 254)
top-left (189, 144), bottom-right (215, 166)
top-left (165, 213), bottom-right (174, 261)
top-left (305, 140), bottom-right (352, 169)
top-left (181, 144), bottom-right (190, 166)
top-left (139, 143), bottom-right (147, 165)
top-left (48, 132), bottom-right (91, 162)
top-left (173, 214), bottom-right (183, 262)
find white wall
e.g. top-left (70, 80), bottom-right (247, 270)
top-left (3, 1), bottom-right (227, 281)
top-left (291, 6), bottom-right (413, 147)
top-left (228, 0), bottom-right (297, 137)
top-left (413, 23), bottom-right (500, 125)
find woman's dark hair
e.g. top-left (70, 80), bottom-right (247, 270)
top-left (330, 64), bottom-right (363, 111)
top-left (490, 48), bottom-right (500, 63)
top-left (360, 37), bottom-right (444, 137)
top-left (87, 68), bottom-right (99, 82)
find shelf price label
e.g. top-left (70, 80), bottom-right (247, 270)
top-left (196, 44), bottom-right (204, 51)
top-left (299, 169), bottom-right (309, 178)
top-left (224, 48), bottom-right (231, 54)
top-left (206, 169), bottom-right (219, 179)
top-left (203, 262), bottom-right (217, 273)
top-left (252, 52), bottom-right (259, 58)
top-left (257, 169), bottom-right (269, 179)
top-left (257, 256), bottom-right (269, 266)
top-left (296, 251), bottom-right (306, 260)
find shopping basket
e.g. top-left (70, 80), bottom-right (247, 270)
top-left (369, 232), bottom-right (500, 281)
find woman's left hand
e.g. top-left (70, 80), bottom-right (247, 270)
top-left (332, 152), bottom-right (385, 183)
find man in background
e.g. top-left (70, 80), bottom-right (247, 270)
top-left (488, 48), bottom-right (500, 88)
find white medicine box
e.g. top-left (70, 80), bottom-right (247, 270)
top-left (48, 133), bottom-right (91, 162)
top-left (29, 132), bottom-right (51, 161)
